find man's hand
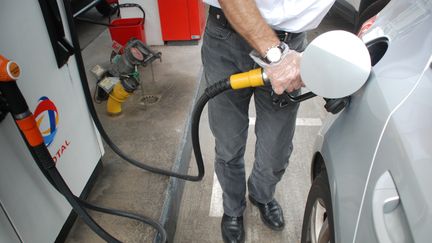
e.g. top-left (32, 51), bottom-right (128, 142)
top-left (264, 50), bottom-right (304, 95)
top-left (250, 43), bottom-right (304, 95)
top-left (218, 0), bottom-right (304, 95)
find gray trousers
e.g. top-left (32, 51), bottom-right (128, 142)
top-left (202, 14), bottom-right (308, 217)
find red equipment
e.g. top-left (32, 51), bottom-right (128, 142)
top-left (157, 0), bottom-right (206, 41)
top-left (108, 4), bottom-right (146, 46)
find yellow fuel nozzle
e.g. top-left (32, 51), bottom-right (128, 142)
top-left (229, 68), bottom-right (269, 90)
top-left (107, 82), bottom-right (131, 116)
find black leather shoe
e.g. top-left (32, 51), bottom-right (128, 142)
top-left (221, 214), bottom-right (245, 243)
top-left (249, 195), bottom-right (285, 231)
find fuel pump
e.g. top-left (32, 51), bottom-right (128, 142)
top-left (0, 54), bottom-right (167, 243)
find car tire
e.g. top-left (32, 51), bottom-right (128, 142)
top-left (301, 170), bottom-right (335, 243)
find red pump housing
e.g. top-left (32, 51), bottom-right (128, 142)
top-left (158, 0), bottom-right (206, 41)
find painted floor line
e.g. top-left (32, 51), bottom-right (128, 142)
top-left (209, 173), bottom-right (224, 217)
top-left (249, 117), bottom-right (322, 126)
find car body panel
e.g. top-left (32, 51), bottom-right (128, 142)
top-left (391, 66), bottom-right (432, 242)
top-left (355, 57), bottom-right (432, 242)
top-left (311, 0), bottom-right (432, 242)
top-left (318, 71), bottom-right (392, 243)
top-left (355, 2), bottom-right (432, 242)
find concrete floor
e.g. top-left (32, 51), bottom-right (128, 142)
top-left (64, 7), bottom-right (353, 243)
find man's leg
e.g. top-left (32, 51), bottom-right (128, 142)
top-left (202, 14), bottom-right (255, 218)
top-left (202, 12), bottom-right (257, 243)
top-left (248, 87), bottom-right (299, 202)
top-left (248, 32), bottom-right (308, 203)
top-left (247, 33), bottom-right (308, 229)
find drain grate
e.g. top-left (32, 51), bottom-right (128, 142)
top-left (140, 94), bottom-right (161, 105)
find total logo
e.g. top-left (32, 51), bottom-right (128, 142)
top-left (34, 96), bottom-right (58, 146)
top-left (34, 96), bottom-right (70, 163)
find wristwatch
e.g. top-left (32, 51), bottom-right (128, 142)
top-left (264, 42), bottom-right (285, 63)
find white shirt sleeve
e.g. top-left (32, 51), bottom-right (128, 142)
top-left (202, 0), bottom-right (335, 32)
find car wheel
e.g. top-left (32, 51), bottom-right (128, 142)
top-left (301, 170), bottom-right (335, 243)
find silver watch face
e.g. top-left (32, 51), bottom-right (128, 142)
top-left (266, 47), bottom-right (282, 63)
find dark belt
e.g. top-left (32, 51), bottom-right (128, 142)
top-left (208, 6), bottom-right (300, 42)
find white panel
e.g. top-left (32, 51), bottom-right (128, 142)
top-left (0, 0), bottom-right (103, 242)
top-left (0, 202), bottom-right (20, 243)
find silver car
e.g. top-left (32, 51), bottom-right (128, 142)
top-left (301, 0), bottom-right (432, 242)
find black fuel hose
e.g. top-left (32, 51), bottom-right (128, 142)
top-left (191, 80), bottom-right (231, 177)
top-left (1, 81), bottom-right (168, 242)
top-left (60, 0), bottom-right (231, 239)
top-left (63, 0), bottom-right (231, 181)
top-left (31, 76), bottom-right (231, 242)
top-left (0, 65), bottom-right (126, 241)
top-left (77, 199), bottom-right (166, 235)
top-left (41, 159), bottom-right (121, 243)
top-left (27, 142), bottom-right (167, 243)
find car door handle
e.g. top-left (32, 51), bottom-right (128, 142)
top-left (372, 171), bottom-right (413, 243)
